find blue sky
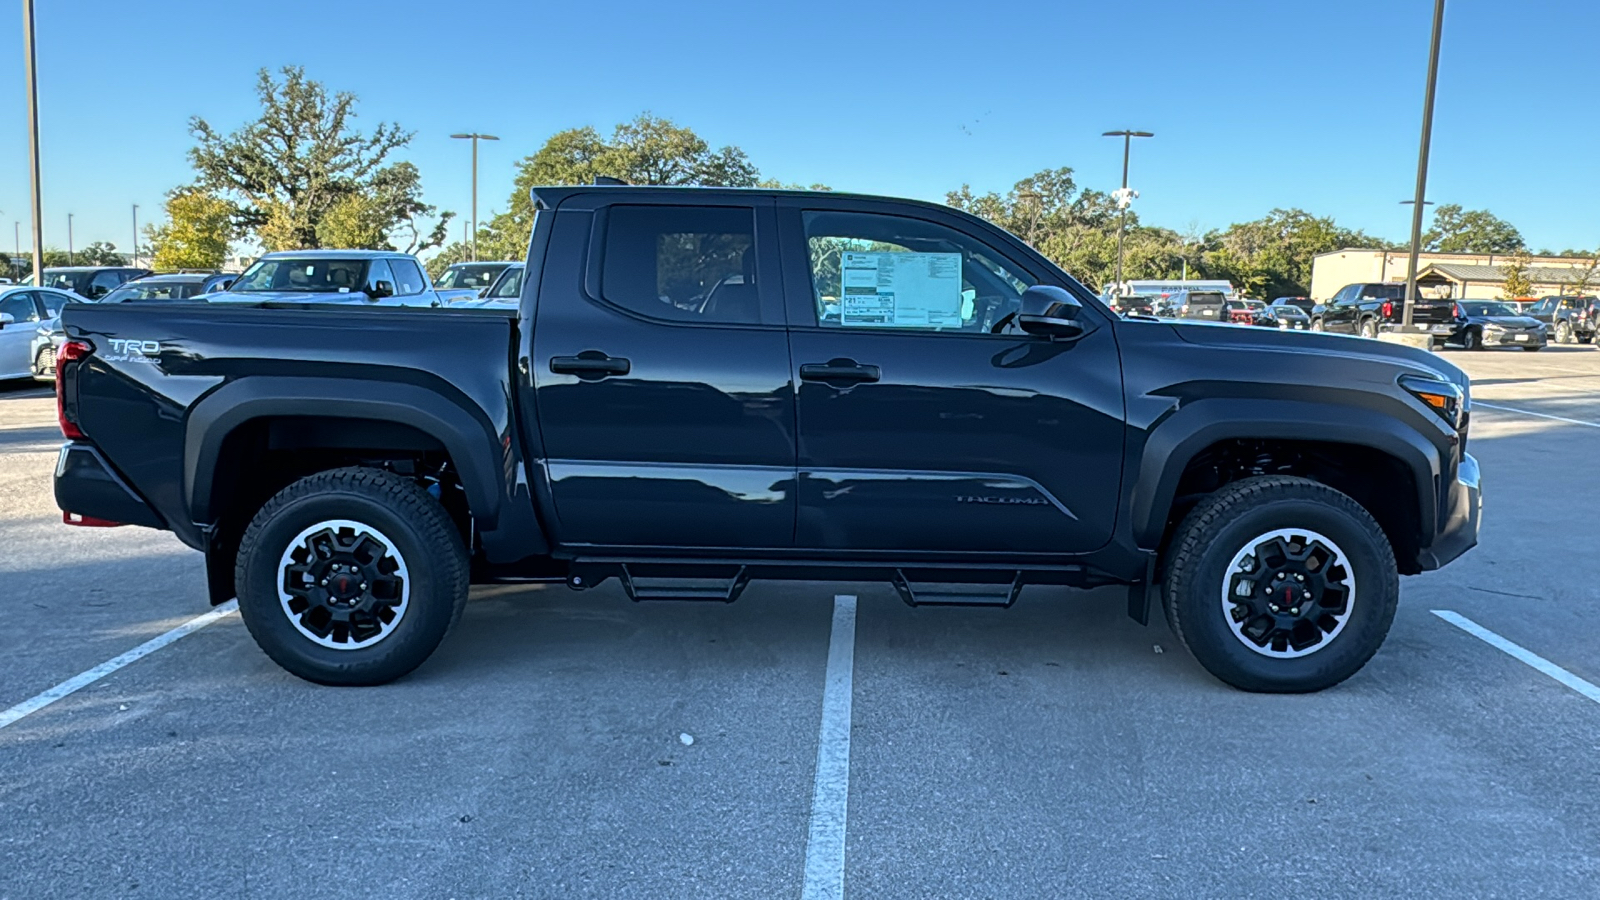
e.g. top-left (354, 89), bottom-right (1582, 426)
top-left (2, 0), bottom-right (1597, 256)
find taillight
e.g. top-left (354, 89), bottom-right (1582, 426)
top-left (1381, 300), bottom-right (1393, 318)
top-left (56, 340), bottom-right (91, 440)
top-left (1454, 303), bottom-right (1464, 318)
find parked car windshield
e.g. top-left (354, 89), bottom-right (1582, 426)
top-left (435, 263), bottom-right (506, 291)
top-left (1459, 301), bottom-right (1517, 317)
top-left (232, 258), bottom-right (369, 293)
top-left (102, 282), bottom-right (204, 303)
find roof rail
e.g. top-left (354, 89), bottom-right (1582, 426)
top-left (593, 175), bottom-right (627, 186)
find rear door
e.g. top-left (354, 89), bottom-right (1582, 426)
top-left (529, 195), bottom-right (797, 551)
top-left (776, 197), bottom-right (1123, 555)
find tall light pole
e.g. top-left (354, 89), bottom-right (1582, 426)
top-left (1102, 130), bottom-right (1154, 295)
top-left (131, 203), bottom-right (139, 266)
top-left (22, 0), bottom-right (45, 284)
top-left (67, 213), bottom-right (74, 264)
top-left (1403, 0), bottom-right (1447, 329)
top-left (450, 133), bottom-right (499, 261)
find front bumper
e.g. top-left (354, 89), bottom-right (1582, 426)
top-left (1417, 452), bottom-right (1480, 571)
top-left (1483, 329), bottom-right (1546, 347)
top-left (55, 442), bottom-right (165, 529)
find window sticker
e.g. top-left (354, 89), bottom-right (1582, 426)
top-left (839, 251), bottom-right (962, 328)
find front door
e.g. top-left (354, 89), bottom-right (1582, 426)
top-left (777, 199), bottom-right (1124, 556)
top-left (529, 196), bottom-right (797, 551)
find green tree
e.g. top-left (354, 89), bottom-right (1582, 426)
top-left (1560, 249), bottom-right (1599, 296)
top-left (462, 113), bottom-right (763, 263)
top-left (947, 167), bottom-right (1189, 290)
top-left (1500, 251), bottom-right (1534, 299)
top-left (145, 188), bottom-right (234, 270)
top-left (1423, 204), bottom-right (1525, 254)
top-left (74, 242), bottom-right (124, 266)
top-left (1198, 209), bottom-right (1390, 298)
top-left (188, 67), bottom-right (449, 252)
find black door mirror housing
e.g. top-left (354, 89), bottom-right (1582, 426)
top-left (369, 280), bottom-right (395, 299)
top-left (1017, 285), bottom-right (1086, 339)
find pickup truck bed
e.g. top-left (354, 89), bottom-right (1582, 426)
top-left (54, 185), bottom-right (1482, 693)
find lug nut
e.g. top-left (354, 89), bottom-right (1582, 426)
top-left (1295, 573), bottom-right (1305, 583)
top-left (1303, 591), bottom-right (1311, 600)
top-left (1291, 607), bottom-right (1301, 615)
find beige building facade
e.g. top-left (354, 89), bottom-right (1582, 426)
top-left (1309, 248), bottom-right (1599, 301)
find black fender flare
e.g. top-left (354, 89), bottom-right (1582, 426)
top-left (184, 376), bottom-right (505, 530)
top-left (1130, 397), bottom-right (1442, 549)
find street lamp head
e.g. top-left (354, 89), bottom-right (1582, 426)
top-left (1102, 130), bottom-right (1155, 138)
top-left (1399, 200), bottom-right (1435, 205)
top-left (451, 133), bottom-right (500, 141)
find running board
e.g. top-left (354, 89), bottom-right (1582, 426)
top-left (892, 570), bottom-right (1023, 608)
top-left (617, 564), bottom-right (749, 603)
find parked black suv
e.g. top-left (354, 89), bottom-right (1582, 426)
top-left (1526, 295), bottom-right (1598, 344)
top-left (52, 186), bottom-right (1481, 693)
top-left (23, 266), bottom-right (152, 299)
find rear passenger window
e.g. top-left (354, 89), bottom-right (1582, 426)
top-left (389, 259), bottom-right (426, 296)
top-left (601, 205), bottom-right (759, 324)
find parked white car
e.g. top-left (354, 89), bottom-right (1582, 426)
top-left (0, 285), bottom-right (76, 382)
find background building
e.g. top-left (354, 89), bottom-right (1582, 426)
top-left (1310, 249), bottom-right (1599, 301)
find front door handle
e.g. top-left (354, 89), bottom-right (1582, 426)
top-left (800, 358), bottom-right (881, 386)
top-left (550, 351), bottom-right (631, 380)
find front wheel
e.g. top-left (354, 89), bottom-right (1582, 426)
top-left (1161, 476), bottom-right (1398, 693)
top-left (1310, 318), bottom-right (1325, 333)
top-left (1555, 321), bottom-right (1573, 344)
top-left (235, 467), bottom-right (469, 686)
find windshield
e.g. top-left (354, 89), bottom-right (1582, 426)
top-left (489, 267), bottom-right (524, 299)
top-left (103, 282), bottom-right (202, 303)
top-left (1460, 301), bottom-right (1517, 317)
top-left (232, 258), bottom-right (368, 293)
top-left (24, 271), bottom-right (78, 291)
top-left (436, 263), bottom-right (507, 290)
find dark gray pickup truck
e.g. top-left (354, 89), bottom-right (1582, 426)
top-left (51, 185), bottom-right (1481, 692)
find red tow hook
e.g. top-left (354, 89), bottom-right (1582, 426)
top-left (63, 512), bottom-right (124, 527)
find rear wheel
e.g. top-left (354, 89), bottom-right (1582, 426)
top-left (1463, 328), bottom-right (1483, 351)
top-left (235, 467), bottom-right (469, 686)
top-left (1359, 318), bottom-right (1378, 339)
top-left (1162, 476), bottom-right (1398, 693)
top-left (32, 347), bottom-right (53, 381)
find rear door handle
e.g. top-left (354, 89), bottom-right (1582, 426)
top-left (550, 351), bottom-right (631, 380)
top-left (800, 358), bottom-right (881, 386)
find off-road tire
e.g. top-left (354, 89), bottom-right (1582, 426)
top-left (236, 467), bottom-right (469, 686)
top-left (1161, 476), bottom-right (1398, 693)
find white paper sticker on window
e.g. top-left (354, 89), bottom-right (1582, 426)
top-left (839, 251), bottom-right (962, 328)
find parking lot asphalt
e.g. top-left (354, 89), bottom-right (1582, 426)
top-left (3, 345), bottom-right (1600, 899)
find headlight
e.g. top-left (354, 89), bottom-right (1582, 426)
top-left (1399, 375), bottom-right (1466, 429)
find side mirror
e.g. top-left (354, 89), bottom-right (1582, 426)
top-left (1017, 285), bottom-right (1086, 339)
top-left (0, 312), bottom-right (13, 328)
top-left (369, 280), bottom-right (395, 299)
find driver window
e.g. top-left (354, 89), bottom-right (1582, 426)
top-left (364, 259), bottom-right (394, 294)
top-left (802, 210), bottom-right (1034, 333)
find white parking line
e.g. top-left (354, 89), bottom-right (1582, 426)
top-left (1472, 401), bottom-right (1600, 429)
top-left (0, 601), bottom-right (238, 730)
top-left (801, 594), bottom-right (858, 900)
top-left (1432, 609), bottom-right (1600, 706)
